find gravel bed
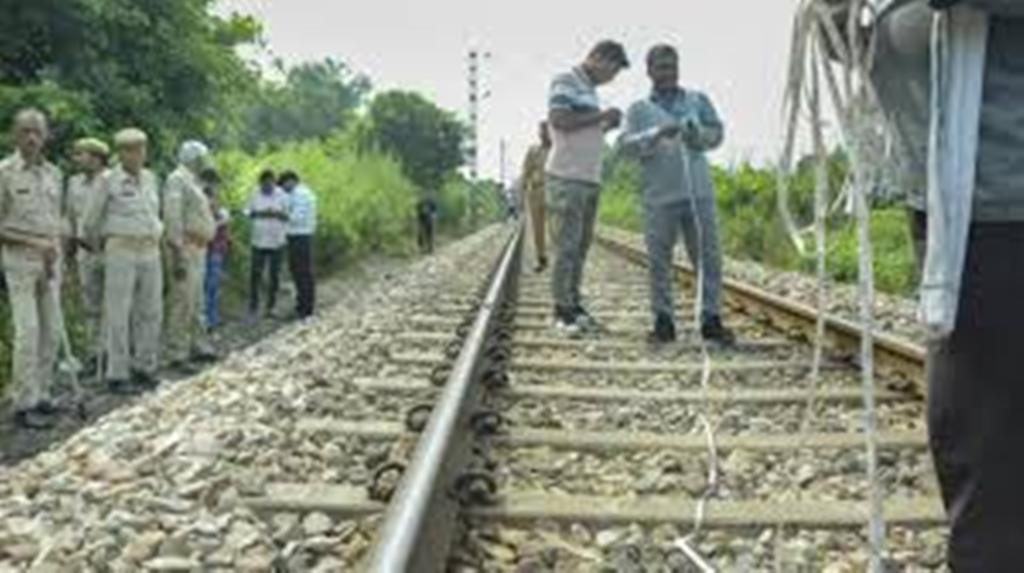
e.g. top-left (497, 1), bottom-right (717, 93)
top-left (508, 367), bottom-right (865, 392)
top-left (300, 386), bottom-right (425, 422)
top-left (495, 445), bottom-right (937, 502)
top-left (602, 228), bottom-right (924, 343)
top-left (511, 344), bottom-right (808, 365)
top-left (453, 521), bottom-right (948, 572)
top-left (496, 396), bottom-right (924, 435)
top-left (0, 225), bottom-right (511, 571)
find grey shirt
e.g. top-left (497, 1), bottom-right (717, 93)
top-left (873, 0), bottom-right (1024, 220)
top-left (617, 87), bottom-right (724, 207)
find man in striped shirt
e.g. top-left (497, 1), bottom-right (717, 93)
top-left (546, 40), bottom-right (629, 335)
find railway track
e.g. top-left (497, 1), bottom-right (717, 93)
top-left (239, 225), bottom-right (947, 571)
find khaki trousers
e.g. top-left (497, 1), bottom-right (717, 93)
top-left (3, 246), bottom-right (60, 411)
top-left (103, 239), bottom-right (162, 380)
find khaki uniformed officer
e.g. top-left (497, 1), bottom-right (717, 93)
top-left (0, 109), bottom-right (64, 429)
top-left (163, 141), bottom-right (217, 373)
top-left (65, 137), bottom-right (110, 370)
top-left (82, 128), bottom-right (164, 394)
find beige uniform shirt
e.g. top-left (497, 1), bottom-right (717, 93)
top-left (162, 166), bottom-right (215, 247)
top-left (0, 153), bottom-right (63, 241)
top-left (83, 165), bottom-right (163, 242)
top-left (65, 172), bottom-right (105, 239)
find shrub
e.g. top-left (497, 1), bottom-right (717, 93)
top-left (599, 159), bottom-right (918, 296)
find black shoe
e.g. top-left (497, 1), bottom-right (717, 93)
top-left (132, 370), bottom-right (161, 389)
top-left (534, 257), bottom-right (548, 273)
top-left (573, 305), bottom-right (599, 332)
top-left (648, 313), bottom-right (677, 344)
top-left (701, 316), bottom-right (736, 346)
top-left (169, 358), bottom-right (200, 374)
top-left (33, 401), bottom-right (60, 416)
top-left (189, 350), bottom-right (219, 364)
top-left (108, 379), bottom-right (137, 395)
top-left (14, 409), bottom-right (54, 430)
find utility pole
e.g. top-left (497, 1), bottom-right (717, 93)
top-left (466, 49), bottom-right (488, 181)
top-left (466, 47), bottom-right (490, 223)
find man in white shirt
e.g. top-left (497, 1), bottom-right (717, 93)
top-left (279, 171), bottom-right (317, 319)
top-left (244, 170), bottom-right (289, 320)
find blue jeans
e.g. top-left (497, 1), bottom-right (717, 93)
top-left (205, 251), bottom-right (225, 329)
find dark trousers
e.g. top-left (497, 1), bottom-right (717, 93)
top-left (249, 247), bottom-right (282, 314)
top-left (287, 235), bottom-right (315, 318)
top-left (918, 220), bottom-right (1024, 572)
top-left (418, 215), bottom-right (435, 254)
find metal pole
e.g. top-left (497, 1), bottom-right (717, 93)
top-left (467, 49), bottom-right (481, 182)
top-left (467, 49), bottom-right (481, 225)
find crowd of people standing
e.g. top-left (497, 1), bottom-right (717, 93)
top-left (0, 108), bottom-right (318, 430)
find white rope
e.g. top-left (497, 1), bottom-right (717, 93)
top-left (782, 2), bottom-right (888, 569)
top-left (673, 110), bottom-right (721, 571)
top-left (802, 39), bottom-right (830, 433)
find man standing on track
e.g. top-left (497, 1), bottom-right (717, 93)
top-left (546, 40), bottom-right (629, 335)
top-left (618, 44), bottom-right (734, 345)
top-left (82, 128), bottom-right (164, 394)
top-left (65, 137), bottom-right (110, 373)
top-left (417, 196), bottom-right (437, 254)
top-left (280, 171), bottom-right (318, 320)
top-left (521, 121), bottom-right (552, 273)
top-left (0, 109), bottom-right (64, 429)
top-left (163, 141), bottom-right (218, 374)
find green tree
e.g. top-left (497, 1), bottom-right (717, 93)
top-left (0, 0), bottom-right (261, 164)
top-left (359, 91), bottom-right (465, 192)
top-left (240, 58), bottom-right (371, 150)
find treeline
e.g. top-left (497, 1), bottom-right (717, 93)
top-left (0, 0), bottom-right (501, 267)
top-left (599, 154), bottom-right (918, 296)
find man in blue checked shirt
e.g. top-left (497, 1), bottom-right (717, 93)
top-left (545, 40), bottom-right (629, 336)
top-left (279, 171), bottom-right (317, 320)
top-left (618, 44), bottom-right (734, 346)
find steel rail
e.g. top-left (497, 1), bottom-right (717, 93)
top-left (364, 225), bottom-right (522, 572)
top-left (596, 233), bottom-right (926, 394)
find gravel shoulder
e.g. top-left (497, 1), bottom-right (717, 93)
top-left (0, 225), bottom-right (510, 571)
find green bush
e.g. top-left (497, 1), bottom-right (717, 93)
top-left (825, 208), bottom-right (916, 295)
top-left (213, 140), bottom-right (420, 312)
top-left (598, 160), bottom-right (643, 232)
top-left (599, 158), bottom-right (919, 296)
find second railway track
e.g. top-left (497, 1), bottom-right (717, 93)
top-left (245, 225), bottom-right (948, 571)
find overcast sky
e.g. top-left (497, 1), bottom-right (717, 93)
top-left (223, 0), bottom-right (802, 181)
